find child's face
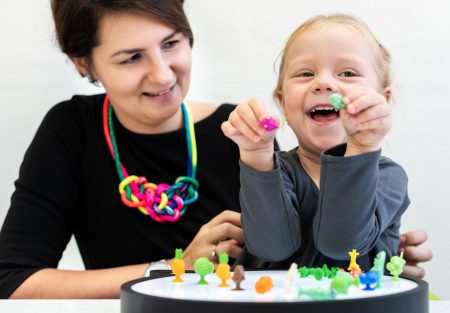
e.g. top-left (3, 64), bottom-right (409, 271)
top-left (279, 23), bottom-right (383, 156)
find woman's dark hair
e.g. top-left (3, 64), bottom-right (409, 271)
top-left (51, 0), bottom-right (193, 82)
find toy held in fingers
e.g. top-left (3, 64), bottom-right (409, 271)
top-left (329, 93), bottom-right (346, 109)
top-left (260, 117), bottom-right (279, 131)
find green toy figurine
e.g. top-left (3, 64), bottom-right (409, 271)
top-left (386, 252), bottom-right (406, 281)
top-left (298, 287), bottom-right (336, 300)
top-left (194, 257), bottom-right (214, 285)
top-left (371, 251), bottom-right (386, 288)
top-left (329, 93), bottom-right (346, 109)
top-left (331, 272), bottom-right (360, 294)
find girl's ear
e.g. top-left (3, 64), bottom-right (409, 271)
top-left (275, 90), bottom-right (285, 110)
top-left (384, 86), bottom-right (392, 103)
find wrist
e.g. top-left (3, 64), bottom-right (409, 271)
top-left (144, 259), bottom-right (172, 277)
top-left (240, 147), bottom-right (275, 171)
top-left (345, 142), bottom-right (380, 157)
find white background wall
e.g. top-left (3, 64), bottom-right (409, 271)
top-left (0, 0), bottom-right (449, 299)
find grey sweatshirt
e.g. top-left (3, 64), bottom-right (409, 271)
top-left (238, 144), bottom-right (409, 270)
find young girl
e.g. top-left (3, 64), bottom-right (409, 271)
top-left (222, 13), bottom-right (408, 270)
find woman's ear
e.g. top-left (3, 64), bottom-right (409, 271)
top-left (384, 86), bottom-right (392, 104)
top-left (69, 56), bottom-right (89, 77)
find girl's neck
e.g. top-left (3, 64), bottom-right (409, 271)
top-left (297, 148), bottom-right (321, 187)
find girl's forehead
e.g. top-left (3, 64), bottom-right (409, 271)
top-left (285, 23), bottom-right (375, 60)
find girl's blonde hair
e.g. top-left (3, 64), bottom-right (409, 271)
top-left (273, 13), bottom-right (392, 105)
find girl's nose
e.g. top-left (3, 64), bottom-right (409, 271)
top-left (312, 73), bottom-right (337, 93)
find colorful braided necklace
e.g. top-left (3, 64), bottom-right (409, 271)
top-left (102, 95), bottom-right (199, 222)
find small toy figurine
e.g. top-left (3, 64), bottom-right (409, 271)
top-left (347, 249), bottom-right (362, 276)
top-left (255, 275), bottom-right (273, 294)
top-left (331, 272), bottom-right (360, 294)
top-left (386, 251), bottom-right (406, 281)
top-left (194, 257), bottom-right (214, 285)
top-left (298, 265), bottom-right (341, 279)
top-left (298, 287), bottom-right (336, 300)
top-left (232, 265), bottom-right (245, 291)
top-left (283, 262), bottom-right (299, 295)
top-left (329, 93), bottom-right (346, 109)
top-left (359, 270), bottom-right (378, 291)
top-left (171, 248), bottom-right (185, 283)
top-left (298, 266), bottom-right (310, 278)
top-left (371, 251), bottom-right (386, 288)
top-left (260, 117), bottom-right (279, 131)
top-left (215, 252), bottom-right (231, 287)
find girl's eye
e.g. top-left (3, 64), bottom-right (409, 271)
top-left (162, 40), bottom-right (179, 50)
top-left (296, 71), bottom-right (314, 78)
top-left (339, 71), bottom-right (356, 77)
top-left (120, 53), bottom-right (142, 65)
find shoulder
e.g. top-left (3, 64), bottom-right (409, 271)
top-left (379, 155), bottom-right (408, 182)
top-left (39, 94), bottom-right (104, 133)
top-left (44, 93), bottom-right (104, 124)
top-left (186, 100), bottom-right (236, 124)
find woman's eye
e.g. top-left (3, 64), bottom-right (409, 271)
top-left (120, 53), bottom-right (142, 65)
top-left (339, 71), bottom-right (356, 77)
top-left (162, 40), bottom-right (179, 50)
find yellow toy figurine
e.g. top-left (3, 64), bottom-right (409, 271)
top-left (347, 249), bottom-right (362, 272)
top-left (215, 252), bottom-right (231, 287)
top-left (171, 248), bottom-right (185, 283)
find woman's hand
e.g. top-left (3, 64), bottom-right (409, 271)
top-left (399, 229), bottom-right (433, 278)
top-left (182, 210), bottom-right (244, 268)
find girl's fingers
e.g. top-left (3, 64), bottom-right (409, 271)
top-left (344, 88), bottom-right (387, 114)
top-left (221, 121), bottom-right (240, 138)
top-left (228, 108), bottom-right (261, 142)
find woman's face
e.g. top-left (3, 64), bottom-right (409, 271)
top-left (79, 12), bottom-right (192, 133)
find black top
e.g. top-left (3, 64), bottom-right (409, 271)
top-left (0, 94), bottom-right (241, 298)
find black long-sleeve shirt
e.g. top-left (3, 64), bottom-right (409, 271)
top-left (0, 94), bottom-right (241, 298)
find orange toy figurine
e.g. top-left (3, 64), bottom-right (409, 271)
top-left (171, 248), bottom-right (185, 283)
top-left (255, 275), bottom-right (273, 294)
top-left (215, 252), bottom-right (231, 287)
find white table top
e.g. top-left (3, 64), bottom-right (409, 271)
top-left (0, 300), bottom-right (447, 313)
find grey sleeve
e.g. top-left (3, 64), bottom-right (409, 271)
top-left (313, 145), bottom-right (409, 259)
top-left (239, 154), bottom-right (301, 261)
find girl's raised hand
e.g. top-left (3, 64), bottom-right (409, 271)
top-left (339, 86), bottom-right (392, 156)
top-left (221, 97), bottom-right (278, 152)
top-left (221, 98), bottom-right (279, 171)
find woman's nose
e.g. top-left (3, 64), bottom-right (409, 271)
top-left (146, 56), bottom-right (173, 85)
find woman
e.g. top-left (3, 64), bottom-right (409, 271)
top-left (0, 0), bottom-right (430, 298)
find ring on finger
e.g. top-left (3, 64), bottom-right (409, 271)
top-left (211, 243), bottom-right (218, 259)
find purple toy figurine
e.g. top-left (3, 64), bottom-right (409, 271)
top-left (260, 117), bottom-right (279, 132)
